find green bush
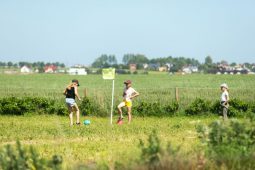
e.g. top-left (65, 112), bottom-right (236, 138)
top-left (185, 98), bottom-right (211, 115)
top-left (197, 119), bottom-right (255, 169)
top-left (80, 96), bottom-right (107, 117)
top-left (228, 106), bottom-right (243, 117)
top-left (0, 141), bottom-right (62, 170)
top-left (250, 103), bottom-right (255, 113)
top-left (210, 101), bottom-right (222, 115)
top-left (133, 101), bottom-right (179, 117)
top-left (163, 102), bottom-right (179, 116)
top-left (0, 97), bottom-right (68, 116)
top-left (229, 98), bottom-right (249, 112)
top-left (0, 96), bottom-right (252, 117)
top-left (136, 130), bottom-right (199, 170)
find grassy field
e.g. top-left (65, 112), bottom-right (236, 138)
top-left (0, 73), bottom-right (254, 109)
top-left (0, 115), bottom-right (217, 168)
top-left (0, 73), bottom-right (255, 168)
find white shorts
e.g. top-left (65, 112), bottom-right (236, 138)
top-left (66, 98), bottom-right (76, 107)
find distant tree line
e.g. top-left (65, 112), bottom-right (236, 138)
top-left (92, 54), bottom-right (201, 71)
top-left (0, 61), bottom-right (65, 68)
top-left (91, 54), bottom-right (255, 73)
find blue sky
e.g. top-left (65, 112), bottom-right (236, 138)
top-left (0, 0), bottom-right (254, 66)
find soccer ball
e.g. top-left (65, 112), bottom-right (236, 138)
top-left (83, 120), bottom-right (91, 125)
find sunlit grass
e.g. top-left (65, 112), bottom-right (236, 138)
top-left (0, 115), bottom-right (217, 166)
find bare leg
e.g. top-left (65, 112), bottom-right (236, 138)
top-left (76, 109), bottom-right (80, 123)
top-left (69, 112), bottom-right (73, 126)
top-left (127, 107), bottom-right (132, 123)
top-left (73, 104), bottom-right (80, 124)
top-left (223, 107), bottom-right (228, 121)
top-left (117, 102), bottom-right (125, 119)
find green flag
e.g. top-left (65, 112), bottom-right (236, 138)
top-left (102, 68), bottom-right (115, 80)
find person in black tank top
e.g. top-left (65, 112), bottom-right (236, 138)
top-left (65, 87), bottom-right (75, 99)
top-left (63, 79), bottom-right (81, 126)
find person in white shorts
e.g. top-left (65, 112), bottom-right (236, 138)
top-left (63, 79), bottom-right (81, 126)
top-left (117, 80), bottom-right (139, 124)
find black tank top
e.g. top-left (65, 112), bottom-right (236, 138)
top-left (66, 87), bottom-right (75, 99)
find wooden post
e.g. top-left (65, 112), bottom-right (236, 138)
top-left (175, 87), bottom-right (179, 102)
top-left (83, 88), bottom-right (87, 97)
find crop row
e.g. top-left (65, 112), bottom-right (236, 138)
top-left (0, 97), bottom-right (254, 117)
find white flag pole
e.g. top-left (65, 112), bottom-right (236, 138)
top-left (110, 79), bottom-right (115, 124)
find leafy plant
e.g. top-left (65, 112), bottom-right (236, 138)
top-left (0, 97), bottom-right (67, 116)
top-left (229, 98), bottom-right (249, 112)
top-left (0, 141), bottom-right (62, 170)
top-left (133, 101), bottom-right (179, 117)
top-left (139, 130), bottom-right (163, 168)
top-left (80, 96), bottom-right (107, 116)
top-left (185, 98), bottom-right (211, 115)
top-left (137, 130), bottom-right (200, 170)
top-left (197, 119), bottom-right (255, 169)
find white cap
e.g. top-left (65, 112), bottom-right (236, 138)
top-left (220, 83), bottom-right (228, 89)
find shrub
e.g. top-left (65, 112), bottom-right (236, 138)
top-left (197, 119), bottom-right (255, 169)
top-left (136, 130), bottom-right (200, 170)
top-left (133, 101), bottom-right (179, 117)
top-left (185, 98), bottom-right (211, 115)
top-left (228, 106), bottom-right (243, 117)
top-left (163, 102), bottom-right (179, 116)
top-left (139, 130), bottom-right (163, 168)
top-left (210, 101), bottom-right (222, 115)
top-left (0, 97), bottom-right (67, 116)
top-left (210, 99), bottom-right (250, 118)
top-left (229, 98), bottom-right (249, 112)
top-left (134, 102), bottom-right (162, 117)
top-left (80, 96), bottom-right (107, 117)
top-left (250, 103), bottom-right (255, 113)
top-left (0, 141), bottom-right (62, 170)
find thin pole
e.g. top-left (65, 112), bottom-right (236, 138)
top-left (83, 88), bottom-right (87, 97)
top-left (110, 79), bottom-right (115, 124)
top-left (175, 87), bottom-right (179, 102)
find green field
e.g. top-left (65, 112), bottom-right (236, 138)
top-left (0, 115), bottom-right (217, 168)
top-left (0, 73), bottom-right (255, 169)
top-left (0, 73), bottom-right (254, 108)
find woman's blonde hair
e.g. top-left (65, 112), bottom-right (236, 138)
top-left (66, 82), bottom-right (75, 90)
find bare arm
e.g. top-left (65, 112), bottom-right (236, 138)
top-left (130, 91), bottom-right (139, 99)
top-left (225, 94), bottom-right (229, 104)
top-left (63, 89), bottom-right (67, 95)
top-left (222, 91), bottom-right (229, 105)
top-left (74, 86), bottom-right (81, 100)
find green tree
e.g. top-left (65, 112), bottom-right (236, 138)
top-left (92, 54), bottom-right (118, 68)
top-left (205, 56), bottom-right (213, 65)
top-left (122, 54), bottom-right (149, 69)
top-left (7, 61), bottom-right (13, 68)
top-left (230, 62), bottom-right (236, 67)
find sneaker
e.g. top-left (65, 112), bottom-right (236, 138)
top-left (117, 117), bottom-right (124, 124)
top-left (76, 122), bottom-right (81, 126)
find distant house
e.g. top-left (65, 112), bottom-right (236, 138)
top-left (129, 64), bottom-right (137, 73)
top-left (143, 63), bottom-right (149, 69)
top-left (159, 66), bottom-right (167, 72)
top-left (44, 65), bottom-right (57, 73)
top-left (20, 65), bottom-right (32, 73)
top-left (165, 63), bottom-right (173, 71)
top-left (148, 63), bottom-right (160, 70)
top-left (182, 66), bottom-right (198, 74)
top-left (217, 64), bottom-right (249, 74)
top-left (68, 68), bottom-right (87, 75)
